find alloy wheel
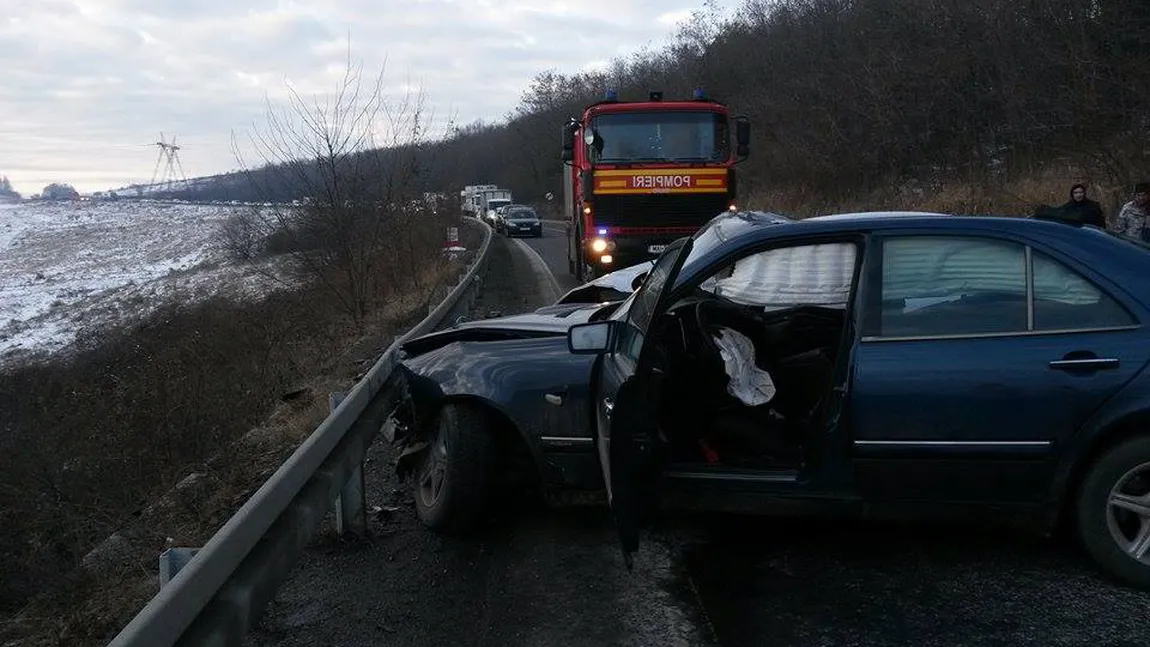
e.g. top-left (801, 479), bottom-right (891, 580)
top-left (417, 424), bottom-right (449, 508)
top-left (1106, 460), bottom-right (1150, 565)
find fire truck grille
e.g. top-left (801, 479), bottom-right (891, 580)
top-left (591, 192), bottom-right (730, 229)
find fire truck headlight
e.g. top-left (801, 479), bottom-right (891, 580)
top-left (591, 238), bottom-right (609, 253)
top-left (600, 255), bottom-right (613, 264)
top-left (728, 203), bottom-right (738, 212)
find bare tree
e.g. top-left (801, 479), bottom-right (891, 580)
top-left (229, 44), bottom-right (445, 326)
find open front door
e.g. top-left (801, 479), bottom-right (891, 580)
top-left (594, 237), bottom-right (693, 568)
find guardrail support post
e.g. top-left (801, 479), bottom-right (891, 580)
top-left (330, 392), bottom-right (366, 535)
top-left (159, 547), bottom-right (200, 588)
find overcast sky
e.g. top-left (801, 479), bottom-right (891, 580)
top-left (0, 0), bottom-right (739, 196)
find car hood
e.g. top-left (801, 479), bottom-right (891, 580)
top-left (399, 301), bottom-right (607, 357)
top-left (456, 301), bottom-right (603, 331)
top-left (556, 260), bottom-right (653, 304)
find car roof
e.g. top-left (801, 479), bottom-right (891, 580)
top-left (723, 208), bottom-right (1079, 235)
top-left (804, 210), bottom-right (951, 221)
top-left (685, 209), bottom-right (1150, 310)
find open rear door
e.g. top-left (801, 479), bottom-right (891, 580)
top-left (593, 237), bottom-right (693, 568)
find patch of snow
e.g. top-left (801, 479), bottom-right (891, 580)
top-left (0, 201), bottom-right (288, 368)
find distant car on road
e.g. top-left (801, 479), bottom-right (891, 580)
top-left (497, 206), bottom-right (543, 237)
top-left (391, 209), bottom-right (1150, 587)
top-left (491, 203), bottom-right (525, 227)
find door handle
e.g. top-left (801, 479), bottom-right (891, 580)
top-left (602, 397), bottom-right (615, 417)
top-left (1049, 357), bottom-right (1119, 371)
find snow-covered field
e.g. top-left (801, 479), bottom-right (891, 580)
top-left (0, 200), bottom-right (280, 367)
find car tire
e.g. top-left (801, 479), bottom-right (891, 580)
top-left (413, 404), bottom-right (496, 534)
top-left (1076, 435), bottom-right (1150, 588)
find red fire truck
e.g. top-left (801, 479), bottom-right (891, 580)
top-left (561, 89), bottom-right (749, 280)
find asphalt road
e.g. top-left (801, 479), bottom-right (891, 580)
top-left (248, 229), bottom-right (1150, 647)
top-left (516, 219), bottom-right (581, 293)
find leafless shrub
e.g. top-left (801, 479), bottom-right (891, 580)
top-left (232, 44), bottom-right (452, 325)
top-left (214, 207), bottom-right (272, 263)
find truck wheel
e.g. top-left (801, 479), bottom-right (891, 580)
top-left (1076, 435), bottom-right (1150, 589)
top-left (413, 404), bottom-right (496, 534)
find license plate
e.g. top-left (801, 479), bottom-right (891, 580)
top-left (647, 245), bottom-right (667, 254)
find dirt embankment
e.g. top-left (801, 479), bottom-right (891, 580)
top-left (0, 221), bottom-right (485, 646)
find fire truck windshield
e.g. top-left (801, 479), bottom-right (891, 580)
top-left (587, 111), bottom-right (729, 163)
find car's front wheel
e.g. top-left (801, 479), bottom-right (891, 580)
top-left (413, 404), bottom-right (495, 533)
top-left (1077, 436), bottom-right (1150, 588)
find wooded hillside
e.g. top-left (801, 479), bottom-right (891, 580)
top-left (173, 0), bottom-right (1150, 214)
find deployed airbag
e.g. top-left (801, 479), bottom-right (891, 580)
top-left (712, 242), bottom-right (857, 310)
top-left (713, 327), bottom-right (776, 406)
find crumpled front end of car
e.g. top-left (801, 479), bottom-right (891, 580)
top-left (387, 329), bottom-right (604, 491)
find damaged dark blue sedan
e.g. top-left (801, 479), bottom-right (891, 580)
top-left (390, 209), bottom-right (1150, 587)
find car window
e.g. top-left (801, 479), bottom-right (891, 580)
top-left (1032, 251), bottom-right (1135, 330)
top-left (615, 318), bottom-right (645, 362)
top-left (700, 241), bottom-right (858, 310)
top-left (627, 238), bottom-right (689, 333)
top-left (879, 236), bottom-right (1028, 337)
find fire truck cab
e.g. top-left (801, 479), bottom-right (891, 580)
top-left (561, 89), bottom-right (749, 281)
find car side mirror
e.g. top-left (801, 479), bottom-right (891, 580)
top-left (561, 118), bottom-right (577, 162)
top-left (568, 321), bottom-right (615, 354)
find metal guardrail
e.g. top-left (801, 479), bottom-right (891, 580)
top-left (107, 219), bottom-right (494, 647)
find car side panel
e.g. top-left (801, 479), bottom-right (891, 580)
top-left (401, 337), bottom-right (602, 489)
top-left (852, 328), bottom-right (1148, 503)
top-left (1047, 360), bottom-right (1150, 516)
top-left (844, 223), bottom-right (1150, 506)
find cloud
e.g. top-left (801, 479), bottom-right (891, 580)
top-left (0, 0), bottom-right (738, 195)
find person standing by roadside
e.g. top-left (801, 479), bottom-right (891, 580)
top-left (1060, 183), bottom-right (1106, 228)
top-left (1111, 182), bottom-right (1150, 242)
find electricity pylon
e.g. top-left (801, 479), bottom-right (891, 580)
top-left (149, 133), bottom-right (187, 190)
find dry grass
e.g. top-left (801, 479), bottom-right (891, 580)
top-left (0, 221), bottom-right (474, 646)
top-left (743, 163), bottom-right (1137, 221)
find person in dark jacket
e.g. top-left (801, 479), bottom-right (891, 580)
top-left (1060, 183), bottom-right (1106, 228)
